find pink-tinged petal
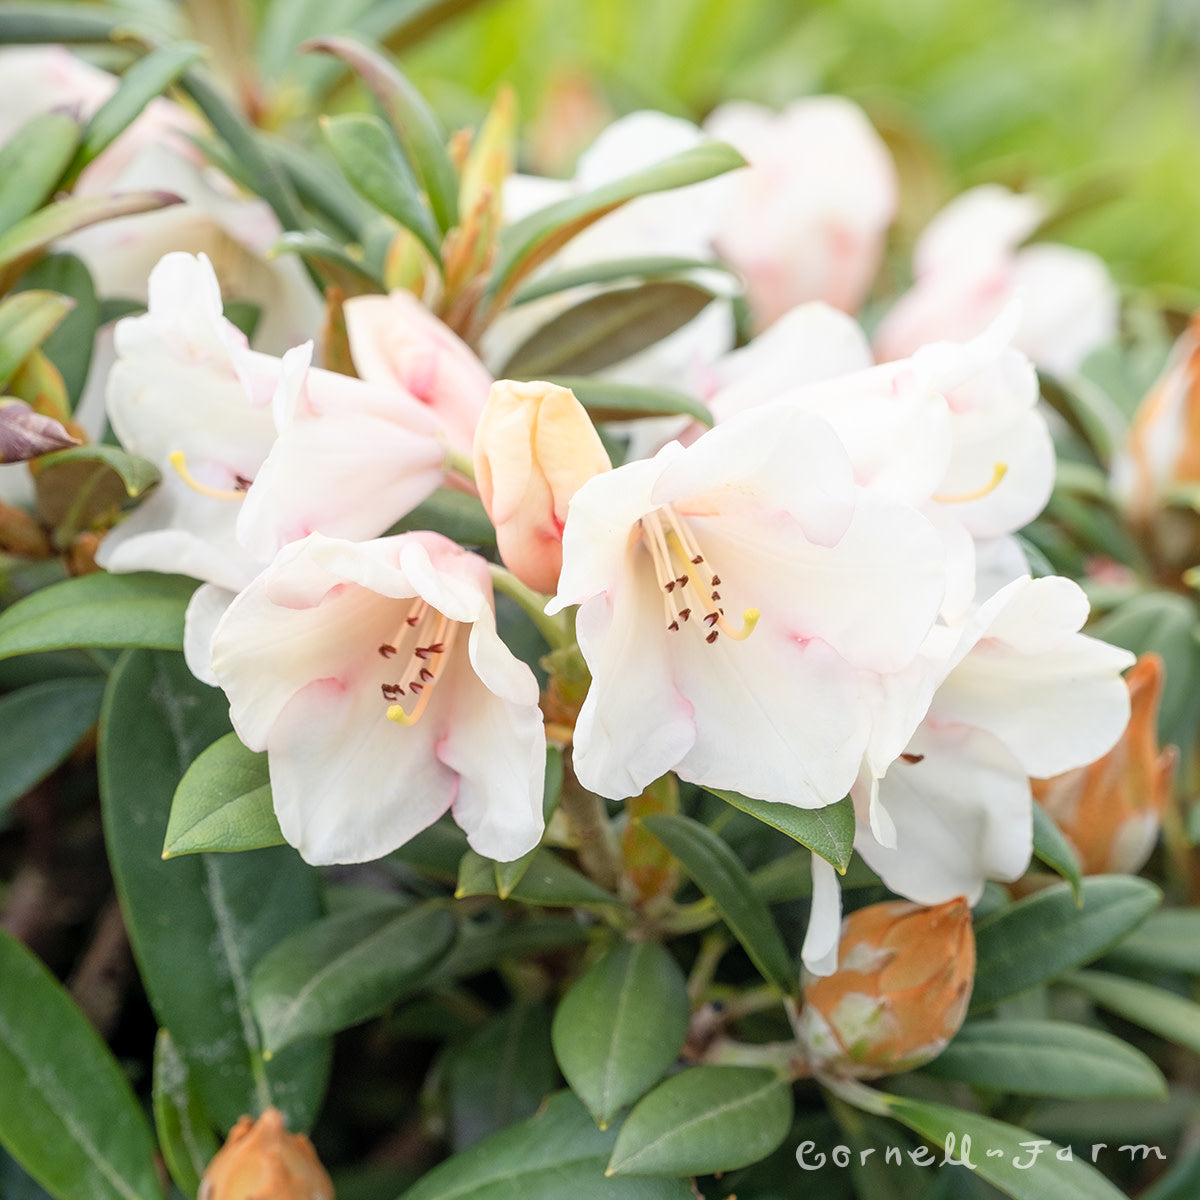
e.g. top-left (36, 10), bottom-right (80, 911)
top-left (344, 291), bottom-right (492, 455)
top-left (709, 302), bottom-right (873, 425)
top-left (439, 615), bottom-right (545, 862)
top-left (571, 565), bottom-right (697, 800)
top-left (802, 854), bottom-right (844, 977)
top-left (913, 185), bottom-right (1044, 278)
top-left (267, 675), bottom-right (456, 865)
top-left (933, 576), bottom-right (1135, 776)
top-left (652, 405), bottom-right (856, 548)
top-left (183, 583), bottom-right (236, 686)
top-left (854, 723), bottom-right (1032, 904)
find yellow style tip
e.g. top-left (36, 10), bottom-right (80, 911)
top-left (933, 461), bottom-right (1008, 505)
top-left (386, 703), bottom-right (416, 726)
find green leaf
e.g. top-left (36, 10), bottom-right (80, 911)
top-left (399, 1090), bottom-right (693, 1200)
top-left (607, 1065), bottom-right (793, 1177)
top-left (920, 1019), bottom-right (1166, 1098)
top-left (0, 927), bottom-right (163, 1200)
top-left (0, 572), bottom-right (196, 660)
top-left (71, 43), bottom-right (206, 180)
top-left (0, 4), bottom-right (123, 44)
top-left (486, 141), bottom-right (745, 308)
top-left (390, 487), bottom-right (496, 544)
top-left (1030, 801), bottom-right (1083, 901)
top-left (1139, 1140), bottom-right (1200, 1200)
top-left (1102, 908), bottom-right (1200, 974)
top-left (34, 445), bottom-right (160, 531)
top-left (552, 941), bottom-right (690, 1128)
top-left (0, 291), bottom-right (75, 390)
top-left (750, 849), bottom-right (880, 905)
top-left (442, 1001), bottom-right (557, 1150)
top-left (547, 376), bottom-right (713, 427)
top-left (0, 193), bottom-right (181, 286)
top-left (271, 229), bottom-right (383, 291)
top-left (500, 282), bottom-right (716, 378)
top-left (0, 678), bottom-right (105, 815)
top-left (152, 1029), bottom-right (219, 1200)
top-left (304, 36), bottom-right (459, 234)
top-left (99, 650), bottom-right (329, 1132)
top-left (164, 731), bottom-right (282, 857)
top-left (879, 1093), bottom-right (1127, 1200)
top-left (15, 255), bottom-right (99, 408)
top-left (710, 788), bottom-right (855, 873)
top-left (511, 255), bottom-right (737, 306)
top-left (321, 112), bottom-right (442, 264)
top-left (1062, 969), bottom-right (1200, 1055)
top-left (251, 901), bottom-right (457, 1054)
top-left (0, 112), bottom-right (80, 232)
top-left (456, 847), bottom-right (622, 908)
top-left (642, 813), bottom-right (795, 993)
top-left (970, 876), bottom-right (1160, 1011)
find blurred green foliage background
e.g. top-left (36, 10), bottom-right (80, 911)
top-left (396, 0), bottom-right (1200, 297)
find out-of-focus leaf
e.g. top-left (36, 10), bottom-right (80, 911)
top-left (0, 113), bottom-right (80, 232)
top-left (879, 1093), bottom-right (1126, 1200)
top-left (35, 444), bottom-right (160, 531)
top-left (99, 650), bottom-right (329, 1132)
top-left (389, 817), bottom-right (469, 880)
top-left (1139, 1141), bottom-right (1200, 1200)
top-left (0, 927), bottom-right (164, 1200)
top-left (456, 847), bottom-right (622, 908)
top-left (485, 141), bottom-right (745, 309)
top-left (1102, 908), bottom-right (1200, 974)
top-left (1031, 800), bottom-right (1083, 902)
top-left (0, 677), bottom-right (105, 815)
top-left (549, 376), bottom-right (712, 426)
top-left (0, 193), bottom-right (181, 288)
top-left (710, 788), bottom-right (855, 873)
top-left (552, 940), bottom-right (689, 1128)
top-left (1062, 970), bottom-right (1200, 1054)
top-left (164, 731), bottom-right (282, 857)
top-left (442, 1001), bottom-right (557, 1150)
top-left (15, 256), bottom-right (99, 408)
top-left (428, 914), bottom-right (589, 985)
top-left (607, 1066), bottom-right (793, 1177)
top-left (0, 571), bottom-right (196, 660)
top-left (70, 43), bottom-right (205, 179)
top-left (272, 230), bottom-right (383, 292)
top-left (920, 1019), bottom-right (1166, 1098)
top-left (399, 1090), bottom-right (692, 1200)
top-left (303, 36), bottom-right (459, 234)
top-left (390, 487), bottom-right (495, 545)
top-left (643, 813), bottom-right (795, 993)
top-left (970, 877), bottom-right (1160, 1011)
top-left (251, 900), bottom-right (456, 1054)
top-left (511, 255), bottom-right (737, 306)
top-left (321, 112), bottom-right (442, 264)
top-left (152, 1029), bottom-right (219, 1200)
top-left (0, 292), bottom-right (75, 391)
top-left (0, 4), bottom-right (124, 43)
top-left (501, 282), bottom-right (716, 378)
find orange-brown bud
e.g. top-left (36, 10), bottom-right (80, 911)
top-left (799, 897), bottom-right (974, 1080)
top-left (474, 380), bottom-right (611, 594)
top-left (199, 1109), bottom-right (333, 1200)
top-left (1033, 653), bottom-right (1177, 875)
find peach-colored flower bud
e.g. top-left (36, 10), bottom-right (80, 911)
top-left (199, 1109), bottom-right (333, 1200)
top-left (474, 380), bottom-right (611, 594)
top-left (1112, 316), bottom-right (1200, 522)
top-left (1033, 653), bottom-right (1177, 875)
top-left (799, 897), bottom-right (974, 1079)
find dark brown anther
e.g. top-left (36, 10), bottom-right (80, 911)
top-left (381, 683), bottom-right (403, 700)
top-left (705, 630), bottom-right (719, 644)
top-left (415, 647), bottom-right (431, 659)
top-left (711, 591), bottom-right (721, 601)
top-left (711, 575), bottom-right (721, 586)
top-left (409, 682), bottom-right (424, 694)
top-left (704, 612), bottom-right (719, 627)
top-left (665, 580), bottom-right (676, 592)
top-left (900, 752), bottom-right (925, 765)
top-left (234, 473), bottom-right (253, 491)
top-left (378, 644), bottom-right (397, 658)
top-left (427, 642), bottom-right (445, 654)
top-left (679, 608), bottom-right (691, 622)
top-left (668, 620), bottom-right (679, 631)
top-left (406, 615), bottom-right (420, 626)
top-left (676, 575), bottom-right (689, 587)
top-left (419, 667), bottom-right (435, 682)
top-left (691, 555), bottom-right (703, 564)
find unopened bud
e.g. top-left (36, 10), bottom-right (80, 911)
top-left (198, 1108), bottom-right (333, 1200)
top-left (474, 380), bottom-right (611, 594)
top-left (799, 897), bottom-right (974, 1080)
top-left (0, 399), bottom-right (79, 462)
top-left (1034, 653), bottom-right (1176, 874)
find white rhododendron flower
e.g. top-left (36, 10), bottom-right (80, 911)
top-left (549, 403), bottom-right (946, 805)
top-left (874, 184), bottom-right (1119, 377)
top-left (705, 97), bottom-right (898, 328)
top-left (209, 532), bottom-right (546, 865)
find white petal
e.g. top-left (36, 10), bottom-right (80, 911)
top-left (183, 584), bottom-right (236, 686)
top-left (801, 854), bottom-right (843, 977)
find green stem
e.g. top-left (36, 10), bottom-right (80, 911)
top-left (488, 562), bottom-right (572, 649)
top-left (559, 772), bottom-right (623, 891)
top-left (443, 445), bottom-right (476, 484)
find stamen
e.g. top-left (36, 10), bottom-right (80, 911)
top-left (379, 644), bottom-right (397, 658)
top-left (168, 451), bottom-right (248, 501)
top-left (382, 607), bottom-right (455, 726)
top-left (933, 462), bottom-right (1008, 505)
